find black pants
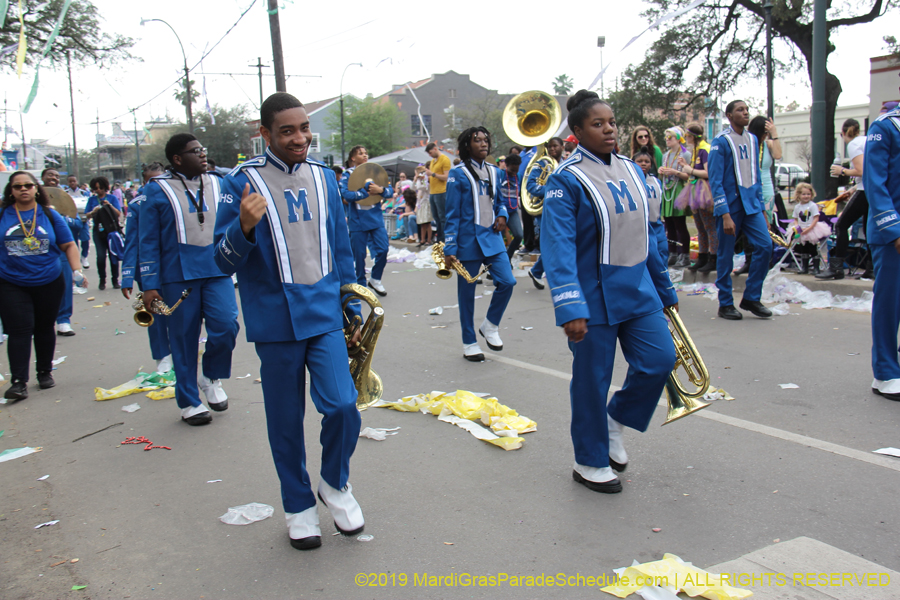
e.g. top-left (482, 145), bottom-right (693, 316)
top-left (93, 231), bottom-right (119, 285)
top-left (0, 274), bottom-right (66, 383)
top-left (833, 189), bottom-right (868, 258)
top-left (522, 209), bottom-right (536, 251)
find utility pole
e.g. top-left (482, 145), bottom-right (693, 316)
top-left (267, 0), bottom-right (286, 92)
top-left (67, 50), bottom-right (79, 180)
top-left (810, 0), bottom-right (827, 199)
top-left (4, 94), bottom-right (8, 146)
top-left (249, 57), bottom-right (269, 106)
top-left (132, 109), bottom-right (142, 181)
top-left (95, 109), bottom-right (101, 176)
top-left (19, 106), bottom-right (27, 169)
top-left (597, 37), bottom-right (606, 98)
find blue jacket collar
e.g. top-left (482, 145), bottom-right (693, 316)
top-left (266, 147), bottom-right (304, 174)
top-left (576, 144), bottom-right (611, 166)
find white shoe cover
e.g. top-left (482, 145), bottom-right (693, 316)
top-left (199, 374), bottom-right (227, 406)
top-left (607, 414), bottom-right (628, 465)
top-left (156, 354), bottom-right (173, 373)
top-left (181, 404), bottom-right (210, 419)
top-left (318, 479), bottom-right (364, 533)
top-left (573, 462), bottom-right (617, 483)
top-left (285, 506), bottom-right (321, 540)
top-left (479, 318), bottom-right (503, 349)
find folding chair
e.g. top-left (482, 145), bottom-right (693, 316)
top-left (771, 218), bottom-right (803, 271)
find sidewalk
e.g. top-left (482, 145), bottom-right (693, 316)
top-left (681, 267), bottom-right (873, 297)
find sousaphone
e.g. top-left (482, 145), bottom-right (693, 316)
top-left (502, 91), bottom-right (562, 215)
top-left (347, 163), bottom-right (390, 206)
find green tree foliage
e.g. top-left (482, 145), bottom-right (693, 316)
top-left (606, 64), bottom-right (682, 153)
top-left (445, 93), bottom-right (512, 159)
top-left (552, 74), bottom-right (574, 96)
top-left (0, 0), bottom-right (134, 69)
top-left (324, 96), bottom-right (407, 160)
top-left (174, 79), bottom-right (200, 109)
top-left (635, 0), bottom-right (896, 194)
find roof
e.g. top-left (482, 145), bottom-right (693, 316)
top-left (304, 96), bottom-right (340, 116)
top-left (384, 76), bottom-right (434, 96)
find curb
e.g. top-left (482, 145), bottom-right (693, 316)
top-left (679, 268), bottom-right (873, 297)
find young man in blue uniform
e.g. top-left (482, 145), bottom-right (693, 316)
top-left (339, 146), bottom-right (393, 296)
top-left (40, 168), bottom-right (80, 337)
top-left (864, 100), bottom-right (900, 401)
top-left (215, 92), bottom-right (365, 551)
top-left (63, 175), bottom-right (91, 269)
top-left (84, 177), bottom-right (122, 290)
top-left (543, 91), bottom-right (677, 494)
top-left (497, 153), bottom-right (523, 261)
top-left (707, 100), bottom-right (772, 320)
top-left (121, 162), bottom-right (172, 373)
top-left (444, 126), bottom-right (516, 361)
top-left (139, 134), bottom-right (239, 426)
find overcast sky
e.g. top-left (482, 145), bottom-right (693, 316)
top-left (2, 0), bottom-right (897, 150)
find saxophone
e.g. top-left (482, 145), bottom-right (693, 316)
top-left (431, 242), bottom-right (490, 283)
top-left (132, 288), bottom-right (192, 327)
top-left (341, 284), bottom-right (384, 410)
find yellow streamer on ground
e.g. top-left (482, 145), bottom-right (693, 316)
top-left (15, 0), bottom-right (25, 77)
top-left (94, 371), bottom-right (176, 401)
top-left (601, 553), bottom-right (752, 600)
top-left (373, 390), bottom-right (536, 450)
top-left (146, 387), bottom-right (175, 400)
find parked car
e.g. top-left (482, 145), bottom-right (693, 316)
top-left (774, 163), bottom-right (808, 189)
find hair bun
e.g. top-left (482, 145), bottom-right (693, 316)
top-left (567, 89), bottom-right (600, 112)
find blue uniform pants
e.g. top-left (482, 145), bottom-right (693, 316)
top-left (162, 276), bottom-right (239, 409)
top-left (715, 209), bottom-right (772, 306)
top-left (255, 331), bottom-right (361, 514)
top-left (457, 253), bottom-right (516, 345)
top-left (79, 225), bottom-right (90, 258)
top-left (568, 312), bottom-right (675, 468)
top-left (147, 314), bottom-right (171, 361)
top-left (871, 244), bottom-right (900, 381)
top-left (350, 227), bottom-right (388, 285)
top-left (57, 256), bottom-right (73, 325)
top-left (531, 216), bottom-right (544, 278)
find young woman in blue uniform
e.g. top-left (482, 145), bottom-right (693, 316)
top-left (542, 90), bottom-right (678, 494)
top-left (215, 93), bottom-right (365, 551)
top-left (864, 103), bottom-right (900, 401)
top-left (707, 100), bottom-right (772, 320)
top-left (121, 162), bottom-right (172, 373)
top-left (525, 136), bottom-right (565, 290)
top-left (339, 146), bottom-right (393, 296)
top-left (444, 126), bottom-right (517, 362)
top-left (139, 134), bottom-right (239, 426)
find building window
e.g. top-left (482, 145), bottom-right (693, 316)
top-left (412, 115), bottom-right (433, 137)
top-left (411, 115), bottom-right (420, 135)
top-left (449, 89), bottom-right (456, 98)
top-left (310, 133), bottom-right (320, 153)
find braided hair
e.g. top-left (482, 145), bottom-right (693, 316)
top-left (457, 126), bottom-right (493, 193)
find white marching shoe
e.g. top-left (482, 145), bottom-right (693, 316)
top-left (463, 342), bottom-right (484, 362)
top-left (286, 506), bottom-right (322, 550)
top-left (572, 462), bottom-right (622, 494)
top-left (317, 479), bottom-right (365, 536)
top-left (607, 414), bottom-right (628, 472)
top-left (199, 375), bottom-right (228, 411)
top-left (368, 278), bottom-right (387, 296)
top-left (80, 256), bottom-right (90, 269)
top-left (156, 354), bottom-right (173, 373)
top-left (181, 404), bottom-right (212, 426)
top-left (56, 322), bottom-right (75, 336)
top-left (478, 318), bottom-right (503, 351)
top-left (872, 378), bottom-right (900, 401)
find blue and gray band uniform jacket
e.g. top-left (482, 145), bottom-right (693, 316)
top-left (444, 160), bottom-right (507, 260)
top-left (864, 107), bottom-right (900, 245)
top-left (708, 127), bottom-right (764, 216)
top-left (644, 174), bottom-right (668, 261)
top-left (121, 185), bottom-right (147, 289)
top-left (542, 146), bottom-right (678, 327)
top-left (139, 172), bottom-right (229, 290)
top-left (214, 149), bottom-right (360, 343)
top-left (339, 167), bottom-right (393, 233)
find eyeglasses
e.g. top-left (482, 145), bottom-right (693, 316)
top-left (12, 183), bottom-right (35, 191)
top-left (636, 134), bottom-right (649, 139)
top-left (180, 147), bottom-right (208, 156)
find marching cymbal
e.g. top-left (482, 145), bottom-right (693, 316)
top-left (347, 163), bottom-right (390, 206)
top-left (45, 187), bottom-right (78, 218)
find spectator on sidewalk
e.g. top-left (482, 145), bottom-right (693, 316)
top-left (426, 143), bottom-right (451, 242)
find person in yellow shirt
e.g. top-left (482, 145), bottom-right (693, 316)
top-left (425, 142), bottom-right (451, 242)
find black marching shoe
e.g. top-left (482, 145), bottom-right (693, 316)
top-left (37, 371), bottom-right (55, 389)
top-left (572, 470), bottom-right (622, 494)
top-left (4, 381), bottom-right (28, 401)
top-left (717, 305), bottom-right (743, 320)
top-left (688, 252), bottom-right (708, 272)
top-left (98, 281), bottom-right (106, 290)
top-left (609, 458), bottom-right (627, 473)
top-left (112, 280), bottom-right (121, 289)
top-left (290, 536), bottom-right (322, 551)
top-left (528, 270), bottom-right (545, 290)
top-left (739, 298), bottom-right (773, 318)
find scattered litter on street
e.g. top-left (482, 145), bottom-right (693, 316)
top-left (0, 447), bottom-right (42, 462)
top-left (431, 325), bottom-right (447, 329)
top-left (37, 475), bottom-right (49, 480)
top-left (51, 356), bottom-right (67, 366)
top-left (358, 534), bottom-right (374, 542)
top-left (94, 370), bottom-right (175, 401)
top-left (428, 306), bottom-right (443, 315)
top-left (254, 378), bottom-right (262, 384)
top-left (521, 326), bottom-right (533, 330)
top-left (236, 373), bottom-right (252, 379)
top-left (121, 436), bottom-right (171, 451)
top-left (873, 447), bottom-right (900, 458)
top-left (86, 297), bottom-right (95, 301)
top-left (778, 383), bottom-right (799, 389)
top-left (359, 426), bottom-right (400, 441)
top-left (34, 520), bottom-right (60, 529)
top-left (121, 403), bottom-right (140, 413)
top-left (207, 479), bottom-right (223, 483)
top-left (763, 271), bottom-right (873, 312)
top-left (602, 553), bottom-right (751, 599)
top-left (72, 585), bottom-right (86, 591)
top-left (219, 502), bottom-right (274, 525)
top-left (115, 329), bottom-right (125, 335)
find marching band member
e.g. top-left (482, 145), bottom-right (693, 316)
top-left (215, 93), bottom-right (365, 551)
top-left (139, 134), bottom-right (239, 426)
top-left (707, 100), bottom-right (772, 320)
top-left (339, 146), bottom-right (393, 296)
top-left (864, 101), bottom-right (900, 401)
top-left (121, 162), bottom-right (172, 373)
top-left (40, 168), bottom-right (80, 337)
top-left (444, 126), bottom-right (517, 362)
top-left (525, 136), bottom-right (565, 290)
top-left (633, 150), bottom-right (668, 264)
top-left (542, 90), bottom-right (677, 494)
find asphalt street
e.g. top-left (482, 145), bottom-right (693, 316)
top-left (1, 247), bottom-right (898, 600)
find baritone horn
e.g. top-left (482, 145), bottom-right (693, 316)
top-left (132, 288), bottom-right (192, 327)
top-left (662, 307), bottom-right (733, 425)
top-left (341, 284), bottom-right (385, 410)
top-left (502, 90), bottom-right (562, 216)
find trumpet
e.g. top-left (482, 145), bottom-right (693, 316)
top-left (132, 288), bottom-right (192, 327)
top-left (342, 284), bottom-right (384, 411)
top-left (662, 307), bottom-right (733, 425)
top-left (431, 242), bottom-right (489, 283)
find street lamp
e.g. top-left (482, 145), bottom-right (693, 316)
top-left (140, 18), bottom-right (194, 134)
top-left (764, 0), bottom-right (774, 119)
top-left (340, 62), bottom-right (362, 166)
top-left (597, 36), bottom-right (606, 98)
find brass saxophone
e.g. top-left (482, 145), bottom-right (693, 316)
top-left (341, 284), bottom-right (384, 410)
top-left (132, 288), bottom-right (192, 327)
top-left (662, 307), bottom-right (733, 424)
top-left (431, 242), bottom-right (489, 283)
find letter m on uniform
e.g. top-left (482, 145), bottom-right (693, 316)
top-left (285, 189), bottom-right (311, 223)
top-left (738, 145), bottom-right (749, 160)
top-left (606, 180), bottom-right (637, 214)
top-left (185, 189), bottom-right (209, 213)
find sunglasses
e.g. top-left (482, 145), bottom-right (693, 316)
top-left (12, 183), bottom-right (36, 191)
top-left (636, 134), bottom-right (649, 139)
top-left (180, 147), bottom-right (208, 156)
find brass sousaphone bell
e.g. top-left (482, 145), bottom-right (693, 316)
top-left (347, 163), bottom-right (391, 207)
